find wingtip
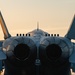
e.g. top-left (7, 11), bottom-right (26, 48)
top-left (73, 14), bottom-right (75, 21)
top-left (65, 14), bottom-right (75, 39)
top-left (0, 11), bottom-right (1, 14)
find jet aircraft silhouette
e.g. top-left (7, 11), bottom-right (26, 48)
top-left (0, 11), bottom-right (75, 75)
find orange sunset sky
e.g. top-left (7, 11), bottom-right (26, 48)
top-left (0, 0), bottom-right (75, 39)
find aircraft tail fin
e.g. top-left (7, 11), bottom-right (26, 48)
top-left (0, 11), bottom-right (11, 39)
top-left (65, 15), bottom-right (75, 40)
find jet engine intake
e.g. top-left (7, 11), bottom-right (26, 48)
top-left (13, 43), bottom-right (30, 60)
top-left (39, 37), bottom-right (73, 63)
top-left (2, 37), bottom-right (37, 61)
top-left (46, 44), bottom-right (62, 60)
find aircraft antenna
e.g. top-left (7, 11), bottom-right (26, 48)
top-left (37, 22), bottom-right (39, 30)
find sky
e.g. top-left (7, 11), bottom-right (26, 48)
top-left (0, 0), bottom-right (75, 39)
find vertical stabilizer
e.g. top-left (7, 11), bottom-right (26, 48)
top-left (65, 15), bottom-right (75, 39)
top-left (0, 11), bottom-right (11, 39)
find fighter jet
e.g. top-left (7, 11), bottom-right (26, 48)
top-left (0, 11), bottom-right (75, 75)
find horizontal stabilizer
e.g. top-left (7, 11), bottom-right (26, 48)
top-left (69, 45), bottom-right (75, 63)
top-left (0, 47), bottom-right (6, 60)
top-left (66, 15), bottom-right (75, 39)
